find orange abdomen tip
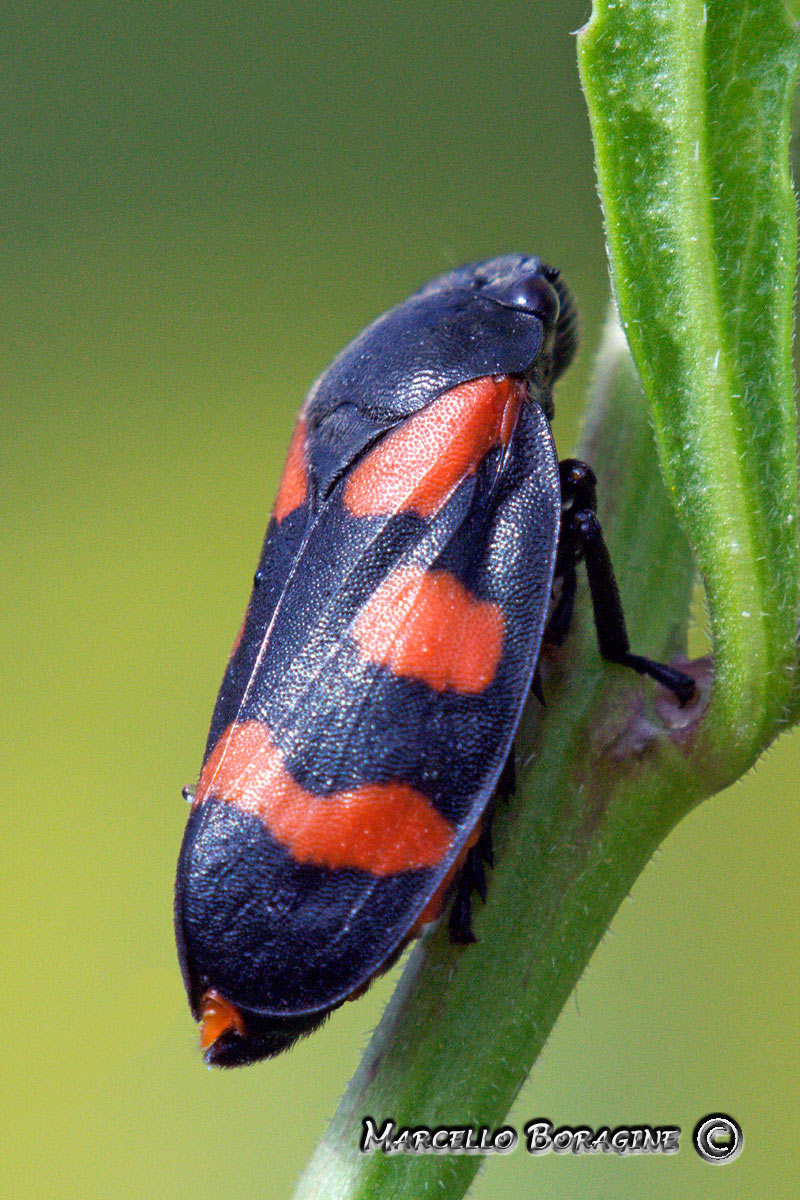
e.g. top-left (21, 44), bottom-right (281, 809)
top-left (199, 990), bottom-right (245, 1050)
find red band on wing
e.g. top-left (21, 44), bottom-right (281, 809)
top-left (343, 374), bottom-right (525, 518)
top-left (353, 566), bottom-right (505, 692)
top-left (273, 419), bottom-right (308, 522)
top-left (196, 720), bottom-right (454, 874)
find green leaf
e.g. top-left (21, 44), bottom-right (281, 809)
top-left (578, 0), bottom-right (800, 759)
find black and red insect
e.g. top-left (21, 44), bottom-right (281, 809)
top-left (175, 255), bottom-right (695, 1066)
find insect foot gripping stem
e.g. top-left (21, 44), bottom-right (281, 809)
top-left (556, 459), bottom-right (696, 706)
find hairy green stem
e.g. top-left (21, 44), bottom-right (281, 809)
top-left (578, 0), bottom-right (800, 767)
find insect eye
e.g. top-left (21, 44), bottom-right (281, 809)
top-left (505, 275), bottom-right (561, 325)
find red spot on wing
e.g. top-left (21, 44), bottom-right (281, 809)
top-left (273, 419), bottom-right (308, 522)
top-left (196, 720), bottom-right (454, 874)
top-left (353, 566), bottom-right (505, 693)
top-left (343, 375), bottom-right (525, 518)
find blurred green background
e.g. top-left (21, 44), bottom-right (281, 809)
top-left (3, 3), bottom-right (798, 1198)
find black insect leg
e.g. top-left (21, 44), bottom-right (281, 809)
top-left (447, 747), bottom-right (514, 943)
top-left (448, 833), bottom-right (495, 944)
top-left (448, 869), bottom-right (478, 945)
top-left (531, 664), bottom-right (547, 706)
top-left (495, 745), bottom-right (516, 804)
top-left (558, 459), bottom-right (696, 705)
top-left (546, 542), bottom-right (577, 650)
